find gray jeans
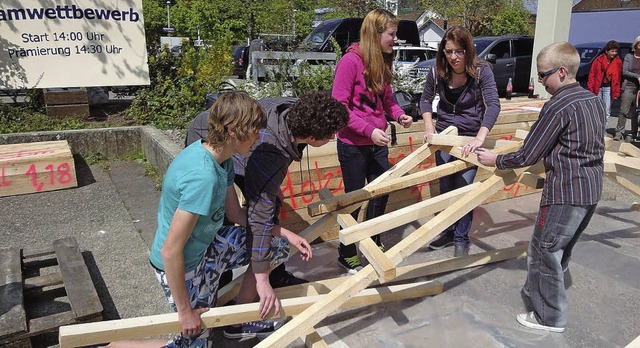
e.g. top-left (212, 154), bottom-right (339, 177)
top-left (615, 87), bottom-right (639, 137)
top-left (526, 204), bottom-right (596, 327)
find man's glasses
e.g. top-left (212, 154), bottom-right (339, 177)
top-left (444, 49), bottom-right (465, 57)
top-left (537, 67), bottom-right (560, 80)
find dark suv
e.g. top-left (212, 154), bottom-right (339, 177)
top-left (412, 35), bottom-right (534, 96)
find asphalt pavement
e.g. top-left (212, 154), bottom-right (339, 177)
top-left (1, 119), bottom-right (639, 347)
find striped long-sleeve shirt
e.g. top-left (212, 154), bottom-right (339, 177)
top-left (496, 82), bottom-right (605, 206)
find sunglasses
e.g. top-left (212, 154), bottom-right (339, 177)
top-left (537, 67), bottom-right (560, 80)
top-left (444, 49), bottom-right (466, 57)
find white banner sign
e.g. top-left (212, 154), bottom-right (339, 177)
top-left (0, 0), bottom-right (149, 89)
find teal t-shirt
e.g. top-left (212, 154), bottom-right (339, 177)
top-left (149, 140), bottom-right (235, 272)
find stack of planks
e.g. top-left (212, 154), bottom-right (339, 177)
top-left (0, 140), bottom-right (78, 198)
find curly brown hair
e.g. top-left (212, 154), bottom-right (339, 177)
top-left (287, 91), bottom-right (349, 140)
top-left (204, 92), bottom-right (266, 147)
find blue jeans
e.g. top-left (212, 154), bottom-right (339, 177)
top-left (337, 140), bottom-right (389, 258)
top-left (436, 150), bottom-right (477, 247)
top-left (526, 204), bottom-right (596, 327)
top-left (598, 86), bottom-right (611, 120)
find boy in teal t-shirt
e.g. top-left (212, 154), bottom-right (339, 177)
top-left (144, 92), bottom-right (287, 347)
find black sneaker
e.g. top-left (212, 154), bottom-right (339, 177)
top-left (223, 320), bottom-right (281, 339)
top-left (269, 269), bottom-right (308, 288)
top-left (428, 231), bottom-right (454, 250)
top-left (338, 255), bottom-right (363, 274)
top-left (454, 244), bottom-right (470, 257)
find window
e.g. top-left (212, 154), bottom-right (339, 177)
top-left (490, 40), bottom-right (511, 59)
top-left (513, 38), bottom-right (534, 57)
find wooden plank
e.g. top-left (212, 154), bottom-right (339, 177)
top-left (24, 272), bottom-right (64, 290)
top-left (53, 238), bottom-right (103, 320)
top-left (340, 182), bottom-right (480, 245)
top-left (304, 329), bottom-right (329, 348)
top-left (626, 334), bottom-right (640, 348)
top-left (256, 172), bottom-right (518, 348)
top-left (46, 104), bottom-right (90, 119)
top-left (58, 280), bottom-right (443, 347)
top-left (0, 248), bottom-right (27, 338)
top-left (426, 134), bottom-right (518, 148)
top-left (308, 159), bottom-right (470, 216)
top-left (43, 88), bottom-right (88, 105)
top-left (605, 151), bottom-right (640, 175)
top-left (0, 140), bottom-right (78, 198)
top-left (21, 245), bottom-right (55, 259)
top-left (358, 238), bottom-right (396, 281)
top-left (619, 143), bottom-right (640, 158)
top-left (606, 173), bottom-right (640, 196)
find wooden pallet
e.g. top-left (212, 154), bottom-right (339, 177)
top-left (0, 237), bottom-right (103, 347)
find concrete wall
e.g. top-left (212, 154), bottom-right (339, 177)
top-left (0, 126), bottom-right (182, 174)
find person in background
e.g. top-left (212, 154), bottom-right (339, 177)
top-left (587, 40), bottom-right (622, 126)
top-left (476, 42), bottom-right (605, 333)
top-left (419, 26), bottom-right (500, 257)
top-left (614, 36), bottom-right (640, 142)
top-left (331, 8), bottom-right (414, 274)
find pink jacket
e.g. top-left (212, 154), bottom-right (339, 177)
top-left (332, 44), bottom-right (404, 146)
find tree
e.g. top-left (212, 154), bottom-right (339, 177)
top-left (419, 0), bottom-right (532, 36)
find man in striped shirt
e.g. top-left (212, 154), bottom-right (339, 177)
top-left (476, 42), bottom-right (605, 333)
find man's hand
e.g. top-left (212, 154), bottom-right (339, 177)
top-left (177, 307), bottom-right (209, 336)
top-left (398, 114), bottom-right (413, 128)
top-left (475, 148), bottom-right (498, 167)
top-left (256, 274), bottom-right (280, 318)
top-left (370, 128), bottom-right (391, 146)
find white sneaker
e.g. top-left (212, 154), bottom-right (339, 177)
top-left (516, 312), bottom-right (565, 333)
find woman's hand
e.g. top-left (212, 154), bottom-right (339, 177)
top-left (462, 138), bottom-right (484, 157)
top-left (371, 128), bottom-right (391, 146)
top-left (398, 114), bottom-right (413, 128)
top-left (423, 124), bottom-right (436, 144)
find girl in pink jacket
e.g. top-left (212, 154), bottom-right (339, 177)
top-left (331, 9), bottom-right (413, 273)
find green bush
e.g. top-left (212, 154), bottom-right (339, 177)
top-left (126, 40), bottom-right (233, 130)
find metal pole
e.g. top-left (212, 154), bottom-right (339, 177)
top-left (166, 1), bottom-right (170, 28)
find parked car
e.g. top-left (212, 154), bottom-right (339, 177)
top-left (299, 18), bottom-right (421, 53)
top-left (412, 35), bottom-right (534, 96)
top-left (232, 45), bottom-right (250, 79)
top-left (393, 45), bottom-right (437, 72)
top-left (574, 41), bottom-right (633, 88)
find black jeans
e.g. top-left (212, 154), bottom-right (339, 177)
top-left (337, 140), bottom-right (389, 258)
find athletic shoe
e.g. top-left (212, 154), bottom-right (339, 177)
top-left (429, 231), bottom-right (454, 250)
top-left (338, 255), bottom-right (363, 274)
top-left (516, 312), bottom-right (565, 333)
top-left (223, 320), bottom-right (281, 339)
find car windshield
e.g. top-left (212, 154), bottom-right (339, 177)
top-left (300, 22), bottom-right (334, 50)
top-left (473, 39), bottom-right (493, 55)
top-left (576, 47), bottom-right (600, 63)
top-left (398, 49), bottom-right (433, 62)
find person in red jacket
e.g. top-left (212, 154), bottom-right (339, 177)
top-left (588, 40), bottom-right (623, 125)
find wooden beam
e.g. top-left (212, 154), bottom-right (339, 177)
top-left (626, 334), bottom-right (640, 348)
top-left (0, 248), bottom-right (26, 338)
top-left (358, 238), bottom-right (396, 281)
top-left (304, 329), bottom-right (329, 348)
top-left (605, 172), bottom-right (640, 196)
top-left (631, 203), bottom-right (640, 212)
top-left (605, 151), bottom-right (640, 175)
top-left (619, 143), bottom-right (640, 158)
top-left (340, 182), bottom-right (480, 245)
top-left (256, 171), bottom-right (518, 348)
top-left (58, 280), bottom-right (443, 348)
top-left (426, 134), bottom-right (518, 148)
top-left (308, 159), bottom-right (473, 216)
top-left (517, 172), bottom-right (545, 189)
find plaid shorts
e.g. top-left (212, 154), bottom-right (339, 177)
top-left (153, 225), bottom-right (290, 348)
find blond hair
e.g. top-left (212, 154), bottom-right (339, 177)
top-left (537, 42), bottom-right (580, 78)
top-left (204, 92), bottom-right (266, 147)
top-left (360, 9), bottom-right (398, 93)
